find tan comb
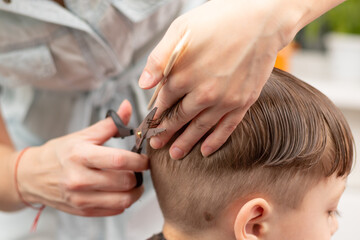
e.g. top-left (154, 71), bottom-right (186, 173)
top-left (147, 30), bottom-right (190, 110)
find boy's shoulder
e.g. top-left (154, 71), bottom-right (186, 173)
top-left (147, 232), bottom-right (166, 240)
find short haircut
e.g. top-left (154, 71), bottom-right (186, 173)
top-left (147, 68), bottom-right (353, 233)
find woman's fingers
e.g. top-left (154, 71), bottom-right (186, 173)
top-left (44, 186), bottom-right (144, 217)
top-left (138, 18), bottom-right (188, 89)
top-left (200, 108), bottom-right (247, 157)
top-left (84, 99), bottom-right (132, 145)
top-left (62, 168), bottom-right (139, 192)
top-left (150, 81), bottom-right (219, 149)
top-left (151, 75), bottom-right (188, 120)
top-left (167, 107), bottom-right (224, 159)
top-left (83, 145), bottom-right (149, 171)
top-left (117, 99), bottom-right (132, 126)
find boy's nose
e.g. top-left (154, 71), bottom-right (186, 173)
top-left (330, 218), bottom-right (339, 236)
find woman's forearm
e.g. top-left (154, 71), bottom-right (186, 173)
top-left (0, 112), bottom-right (23, 211)
top-left (299, 0), bottom-right (346, 27)
top-left (281, 0), bottom-right (346, 45)
top-left (0, 146), bottom-right (24, 211)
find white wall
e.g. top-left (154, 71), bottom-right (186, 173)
top-left (291, 51), bottom-right (360, 239)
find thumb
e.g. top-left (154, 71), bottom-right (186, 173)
top-left (83, 99), bottom-right (133, 144)
top-left (138, 20), bottom-right (188, 89)
top-left (118, 99), bottom-right (132, 126)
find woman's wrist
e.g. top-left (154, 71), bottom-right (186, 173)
top-left (16, 146), bottom-right (45, 206)
top-left (275, 0), bottom-right (346, 49)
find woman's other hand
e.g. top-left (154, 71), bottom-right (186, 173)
top-left (16, 100), bottom-right (148, 217)
top-left (139, 0), bottom-right (299, 159)
top-left (139, 0), bottom-right (343, 159)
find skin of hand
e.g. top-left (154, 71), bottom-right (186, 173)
top-left (138, 0), bottom-right (345, 160)
top-left (2, 100), bottom-right (149, 216)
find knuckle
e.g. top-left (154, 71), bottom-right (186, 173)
top-left (69, 195), bottom-right (87, 209)
top-left (147, 53), bottom-right (162, 71)
top-left (156, 95), bottom-right (171, 110)
top-left (194, 91), bottom-right (217, 106)
top-left (174, 103), bottom-right (188, 123)
top-left (121, 172), bottom-right (136, 190)
top-left (240, 90), bottom-right (261, 109)
top-left (170, 15), bottom-right (188, 32)
top-left (222, 121), bottom-right (239, 136)
top-left (247, 90), bottom-right (260, 106)
top-left (221, 97), bottom-right (238, 109)
top-left (170, 78), bottom-right (188, 92)
top-left (170, 17), bottom-right (182, 29)
top-left (235, 95), bottom-right (251, 110)
top-left (195, 84), bottom-right (220, 106)
top-left (63, 174), bottom-right (85, 191)
top-left (67, 145), bottom-right (86, 164)
top-left (112, 153), bottom-right (127, 169)
top-left (120, 195), bottom-right (133, 209)
top-left (224, 90), bottom-right (260, 111)
top-left (193, 118), bottom-right (213, 132)
top-left (63, 191), bottom-right (71, 203)
top-left (222, 93), bottom-right (245, 109)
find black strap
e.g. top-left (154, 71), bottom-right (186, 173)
top-left (134, 172), bottom-right (143, 188)
top-left (106, 109), bottom-right (143, 188)
top-left (106, 110), bottom-right (133, 138)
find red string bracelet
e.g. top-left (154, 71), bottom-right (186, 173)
top-left (14, 147), bottom-right (46, 232)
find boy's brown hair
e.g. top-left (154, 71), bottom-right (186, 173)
top-left (147, 68), bottom-right (353, 233)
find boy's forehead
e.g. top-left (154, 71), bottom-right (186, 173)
top-left (328, 176), bottom-right (347, 201)
top-left (302, 175), bottom-right (347, 207)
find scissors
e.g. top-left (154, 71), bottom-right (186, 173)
top-left (106, 107), bottom-right (165, 187)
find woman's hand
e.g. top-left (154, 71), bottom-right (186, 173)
top-left (16, 100), bottom-right (148, 217)
top-left (139, 0), bottom-right (304, 159)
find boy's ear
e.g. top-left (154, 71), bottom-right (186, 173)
top-left (233, 198), bottom-right (272, 240)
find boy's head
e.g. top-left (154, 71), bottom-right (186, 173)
top-left (147, 68), bottom-right (354, 240)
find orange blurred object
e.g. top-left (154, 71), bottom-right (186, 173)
top-left (274, 42), bottom-right (299, 71)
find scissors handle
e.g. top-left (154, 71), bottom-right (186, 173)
top-left (131, 146), bottom-right (143, 187)
top-left (106, 110), bottom-right (143, 188)
top-left (106, 110), bottom-right (133, 138)
top-left (131, 145), bottom-right (142, 154)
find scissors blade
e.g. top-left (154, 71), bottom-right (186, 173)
top-left (137, 107), bottom-right (158, 132)
top-left (134, 107), bottom-right (161, 149)
top-left (145, 128), bottom-right (166, 139)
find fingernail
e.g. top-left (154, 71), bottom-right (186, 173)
top-left (202, 146), bottom-right (214, 157)
top-left (170, 147), bottom-right (184, 160)
top-left (139, 70), bottom-right (153, 89)
top-left (150, 137), bottom-right (163, 149)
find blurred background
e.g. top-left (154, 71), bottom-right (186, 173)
top-left (275, 0), bottom-right (360, 238)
